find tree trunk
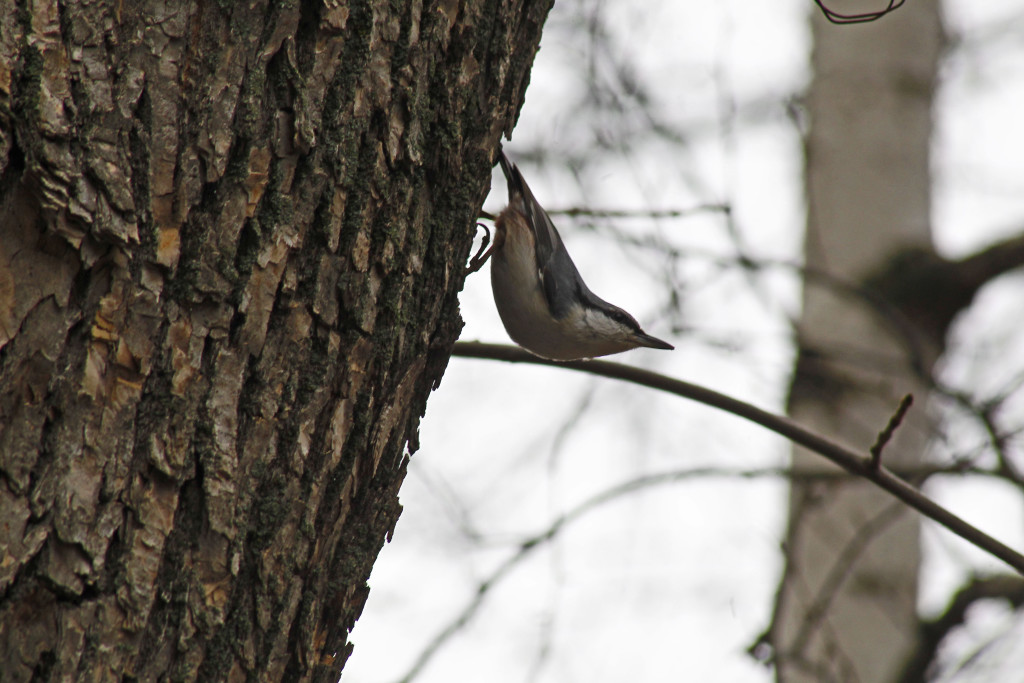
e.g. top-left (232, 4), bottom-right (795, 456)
top-left (772, 3), bottom-right (944, 682)
top-left (0, 1), bottom-right (551, 680)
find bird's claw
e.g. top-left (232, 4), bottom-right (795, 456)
top-left (465, 222), bottom-right (493, 275)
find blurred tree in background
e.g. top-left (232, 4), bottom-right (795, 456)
top-left (770, 2), bottom-right (942, 680)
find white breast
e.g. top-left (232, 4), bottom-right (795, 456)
top-left (490, 219), bottom-right (637, 361)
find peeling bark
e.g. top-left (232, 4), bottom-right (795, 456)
top-left (0, 0), bottom-right (553, 680)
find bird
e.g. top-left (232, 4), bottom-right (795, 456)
top-left (481, 150), bottom-right (674, 361)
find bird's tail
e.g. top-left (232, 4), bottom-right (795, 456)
top-left (497, 150), bottom-right (526, 204)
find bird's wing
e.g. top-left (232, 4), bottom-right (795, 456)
top-left (498, 151), bottom-right (584, 319)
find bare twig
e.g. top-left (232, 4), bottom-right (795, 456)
top-left (451, 341), bottom-right (1024, 575)
top-left (870, 394), bottom-right (915, 468)
top-left (814, 0), bottom-right (905, 25)
top-left (395, 469), bottom-right (709, 682)
top-left (899, 574), bottom-right (1024, 682)
top-left (546, 204), bottom-right (730, 220)
top-left (935, 384), bottom-right (1024, 490)
top-left (400, 460), bottom-right (1017, 682)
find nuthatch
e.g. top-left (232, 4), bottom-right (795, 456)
top-left (478, 151), bottom-right (674, 361)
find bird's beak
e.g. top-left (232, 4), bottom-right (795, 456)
top-left (634, 333), bottom-right (674, 351)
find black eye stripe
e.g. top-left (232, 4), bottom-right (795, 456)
top-left (609, 310), bottom-right (640, 330)
top-left (582, 298), bottom-right (641, 331)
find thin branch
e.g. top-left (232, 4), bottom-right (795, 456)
top-left (899, 574), bottom-right (1024, 683)
top-left (400, 461), bottom-right (1017, 682)
top-left (935, 384), bottom-right (1024, 491)
top-left (545, 204), bottom-right (730, 220)
top-left (423, 463), bottom-right (1010, 552)
top-left (395, 468), bottom-right (709, 682)
top-left (870, 394), bottom-right (914, 467)
top-left (451, 341), bottom-right (1024, 575)
top-left (814, 0), bottom-right (905, 25)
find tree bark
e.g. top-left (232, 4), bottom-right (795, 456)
top-left (772, 3), bottom-right (944, 682)
top-left (0, 0), bottom-right (551, 680)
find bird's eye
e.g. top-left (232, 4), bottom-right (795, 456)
top-left (608, 309), bottom-right (641, 332)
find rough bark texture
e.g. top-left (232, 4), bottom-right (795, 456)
top-left (773, 3), bottom-right (944, 682)
top-left (0, 0), bottom-right (552, 680)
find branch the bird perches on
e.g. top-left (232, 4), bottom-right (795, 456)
top-left (452, 341), bottom-right (1024, 575)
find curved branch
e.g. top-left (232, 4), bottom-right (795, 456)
top-left (813, 0), bottom-right (905, 25)
top-left (451, 341), bottom-right (1024, 575)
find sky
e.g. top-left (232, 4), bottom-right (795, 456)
top-left (343, 1), bottom-right (1024, 681)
